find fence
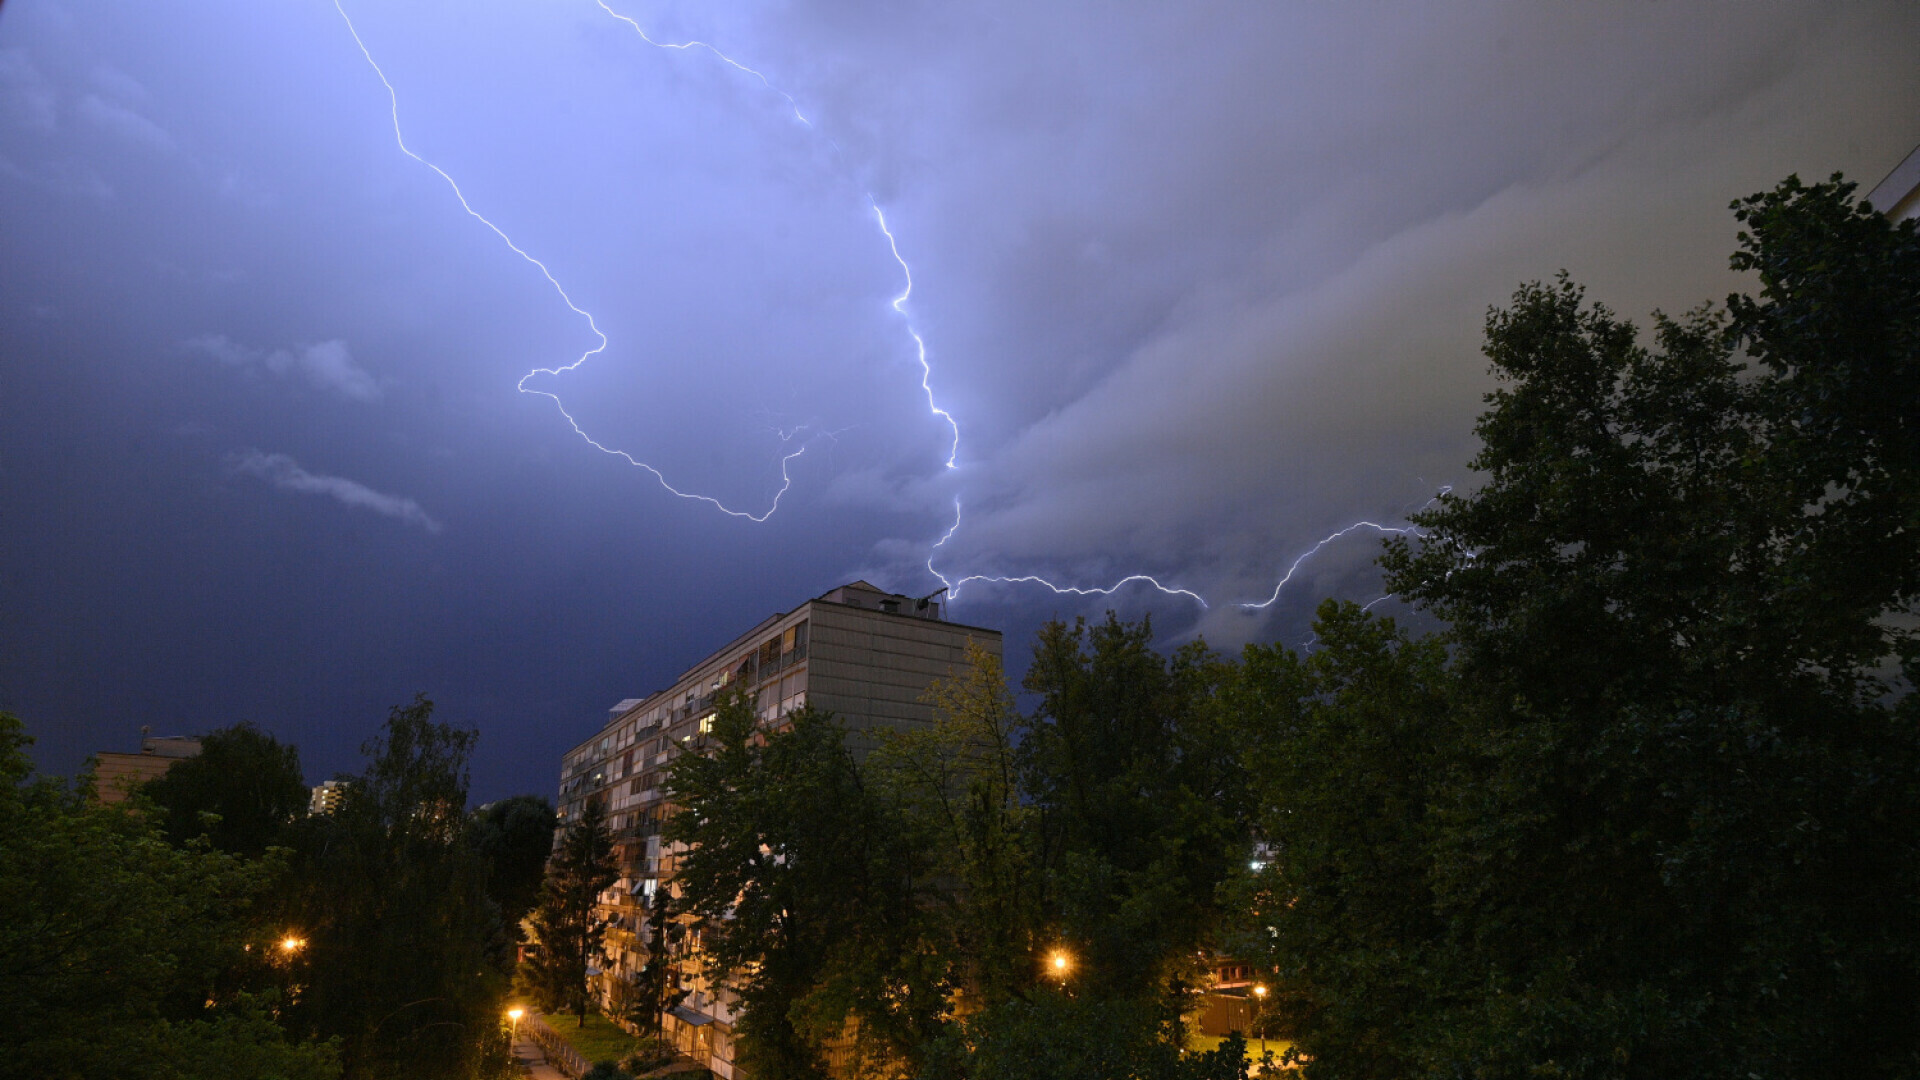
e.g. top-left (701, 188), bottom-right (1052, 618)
top-left (525, 1012), bottom-right (592, 1078)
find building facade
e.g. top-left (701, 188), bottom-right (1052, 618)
top-left (90, 733), bottom-right (203, 803)
top-left (554, 580), bottom-right (1002, 1079)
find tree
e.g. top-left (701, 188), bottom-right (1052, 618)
top-left (469, 793), bottom-right (557, 935)
top-left (666, 682), bottom-right (919, 1080)
top-left (0, 712), bottom-right (339, 1080)
top-left (524, 796), bottom-right (617, 1027)
top-left (614, 882), bottom-right (684, 1037)
top-left (1015, 615), bottom-right (1248, 1006)
top-left (280, 695), bottom-right (514, 1080)
top-left (869, 640), bottom-right (1040, 1014)
top-left (1218, 601), bottom-right (1456, 1077)
top-left (1367, 175), bottom-right (1920, 1078)
top-left (143, 721), bottom-right (309, 857)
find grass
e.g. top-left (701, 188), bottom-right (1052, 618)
top-left (547, 1010), bottom-right (639, 1065)
top-left (1188, 1031), bottom-right (1296, 1066)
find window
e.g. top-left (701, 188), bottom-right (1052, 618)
top-left (699, 713), bottom-right (714, 734)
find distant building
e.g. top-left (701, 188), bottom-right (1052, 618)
top-left (555, 580), bottom-right (1002, 1079)
top-left (90, 733), bottom-right (202, 803)
top-left (1868, 142), bottom-right (1920, 222)
top-left (309, 779), bottom-right (350, 816)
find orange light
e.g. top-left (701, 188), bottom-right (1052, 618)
top-left (1253, 984), bottom-right (1268, 998)
top-left (507, 1007), bottom-right (525, 1023)
top-left (279, 936), bottom-right (305, 953)
top-left (1049, 950), bottom-right (1071, 976)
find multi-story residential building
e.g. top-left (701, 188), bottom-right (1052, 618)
top-left (308, 779), bottom-right (350, 816)
top-left (554, 580), bottom-right (1002, 1079)
top-left (90, 732), bottom-right (203, 803)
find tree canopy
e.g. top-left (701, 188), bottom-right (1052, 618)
top-left (143, 721), bottom-right (309, 857)
top-left (0, 713), bottom-right (339, 1080)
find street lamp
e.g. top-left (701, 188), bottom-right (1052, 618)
top-left (279, 935), bottom-right (306, 954)
top-left (1048, 949), bottom-right (1072, 980)
top-left (1252, 985), bottom-right (1268, 1058)
top-left (507, 1007), bottom-right (524, 1041)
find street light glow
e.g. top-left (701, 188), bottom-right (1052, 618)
top-left (507, 1007), bottom-right (525, 1022)
top-left (1049, 950), bottom-right (1071, 976)
top-left (279, 935), bottom-right (306, 953)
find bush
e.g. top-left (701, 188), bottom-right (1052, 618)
top-left (620, 1035), bottom-right (676, 1074)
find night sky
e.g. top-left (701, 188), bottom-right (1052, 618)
top-left (4, 1), bottom-right (1917, 802)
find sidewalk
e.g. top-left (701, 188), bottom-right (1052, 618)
top-left (511, 1030), bottom-right (571, 1080)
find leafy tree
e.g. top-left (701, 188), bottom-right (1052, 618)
top-left (1368, 175), bottom-right (1920, 1078)
top-left (666, 682), bottom-right (918, 1080)
top-left (143, 721), bottom-right (309, 857)
top-left (0, 712), bottom-right (339, 1080)
top-left (1218, 601), bottom-right (1456, 1077)
top-left (921, 989), bottom-right (1255, 1080)
top-left (870, 640), bottom-right (1040, 1014)
top-left (524, 795), bottom-right (618, 1027)
top-left (280, 695), bottom-right (514, 1080)
top-left (1016, 615), bottom-right (1249, 1006)
top-left (469, 793), bottom-right (557, 935)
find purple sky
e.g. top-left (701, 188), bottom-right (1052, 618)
top-left (4, 0), bottom-right (1917, 801)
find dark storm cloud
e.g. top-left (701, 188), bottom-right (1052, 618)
top-left (2, 0), bottom-right (1916, 798)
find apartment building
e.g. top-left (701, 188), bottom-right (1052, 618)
top-left (555, 580), bottom-right (1002, 1078)
top-left (90, 733), bottom-right (203, 803)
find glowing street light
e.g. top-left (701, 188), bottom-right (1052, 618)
top-left (279, 935), bottom-right (306, 954)
top-left (1252, 985), bottom-right (1268, 1057)
top-left (507, 1007), bottom-right (525, 1040)
top-left (1048, 950), bottom-right (1072, 979)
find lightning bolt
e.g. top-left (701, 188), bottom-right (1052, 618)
top-left (927, 500), bottom-right (1208, 607)
top-left (332, 0), bottom-right (801, 522)
top-left (339, 0), bottom-right (1444, 625)
top-left (1237, 521), bottom-right (1421, 610)
top-left (594, 0), bottom-right (814, 128)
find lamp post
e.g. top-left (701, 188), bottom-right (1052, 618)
top-left (1252, 985), bottom-right (1268, 1058)
top-left (1048, 949), bottom-right (1072, 982)
top-left (507, 1007), bottom-right (524, 1044)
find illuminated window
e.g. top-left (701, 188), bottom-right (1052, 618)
top-left (699, 714), bottom-right (714, 734)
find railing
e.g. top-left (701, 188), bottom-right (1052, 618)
top-left (525, 1012), bottom-right (591, 1078)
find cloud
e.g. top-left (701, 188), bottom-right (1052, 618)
top-left (231, 451), bottom-right (443, 533)
top-left (0, 49), bottom-right (57, 132)
top-left (185, 334), bottom-right (381, 402)
top-left (75, 92), bottom-right (175, 153)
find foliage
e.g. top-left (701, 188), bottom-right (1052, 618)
top-left (1357, 174), bottom-right (1920, 1078)
top-left (1219, 602), bottom-right (1456, 1076)
top-left (142, 721), bottom-right (310, 857)
top-left (612, 882), bottom-right (684, 1035)
top-left (523, 796), bottom-right (618, 1026)
top-left (0, 712), bottom-right (339, 1080)
top-left (279, 695), bottom-right (515, 1080)
top-left (666, 682), bottom-right (920, 1080)
top-left (469, 793), bottom-right (558, 935)
top-left (1016, 615), bottom-right (1249, 1006)
top-left (581, 1063), bottom-right (635, 1080)
top-left (870, 640), bottom-right (1040, 1014)
top-left (921, 990), bottom-right (1254, 1080)
top-left (621, 1034), bottom-right (678, 1074)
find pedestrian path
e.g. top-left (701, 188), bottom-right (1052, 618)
top-left (511, 1030), bottom-right (571, 1080)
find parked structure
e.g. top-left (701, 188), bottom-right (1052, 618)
top-left (554, 580), bottom-right (1002, 1079)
